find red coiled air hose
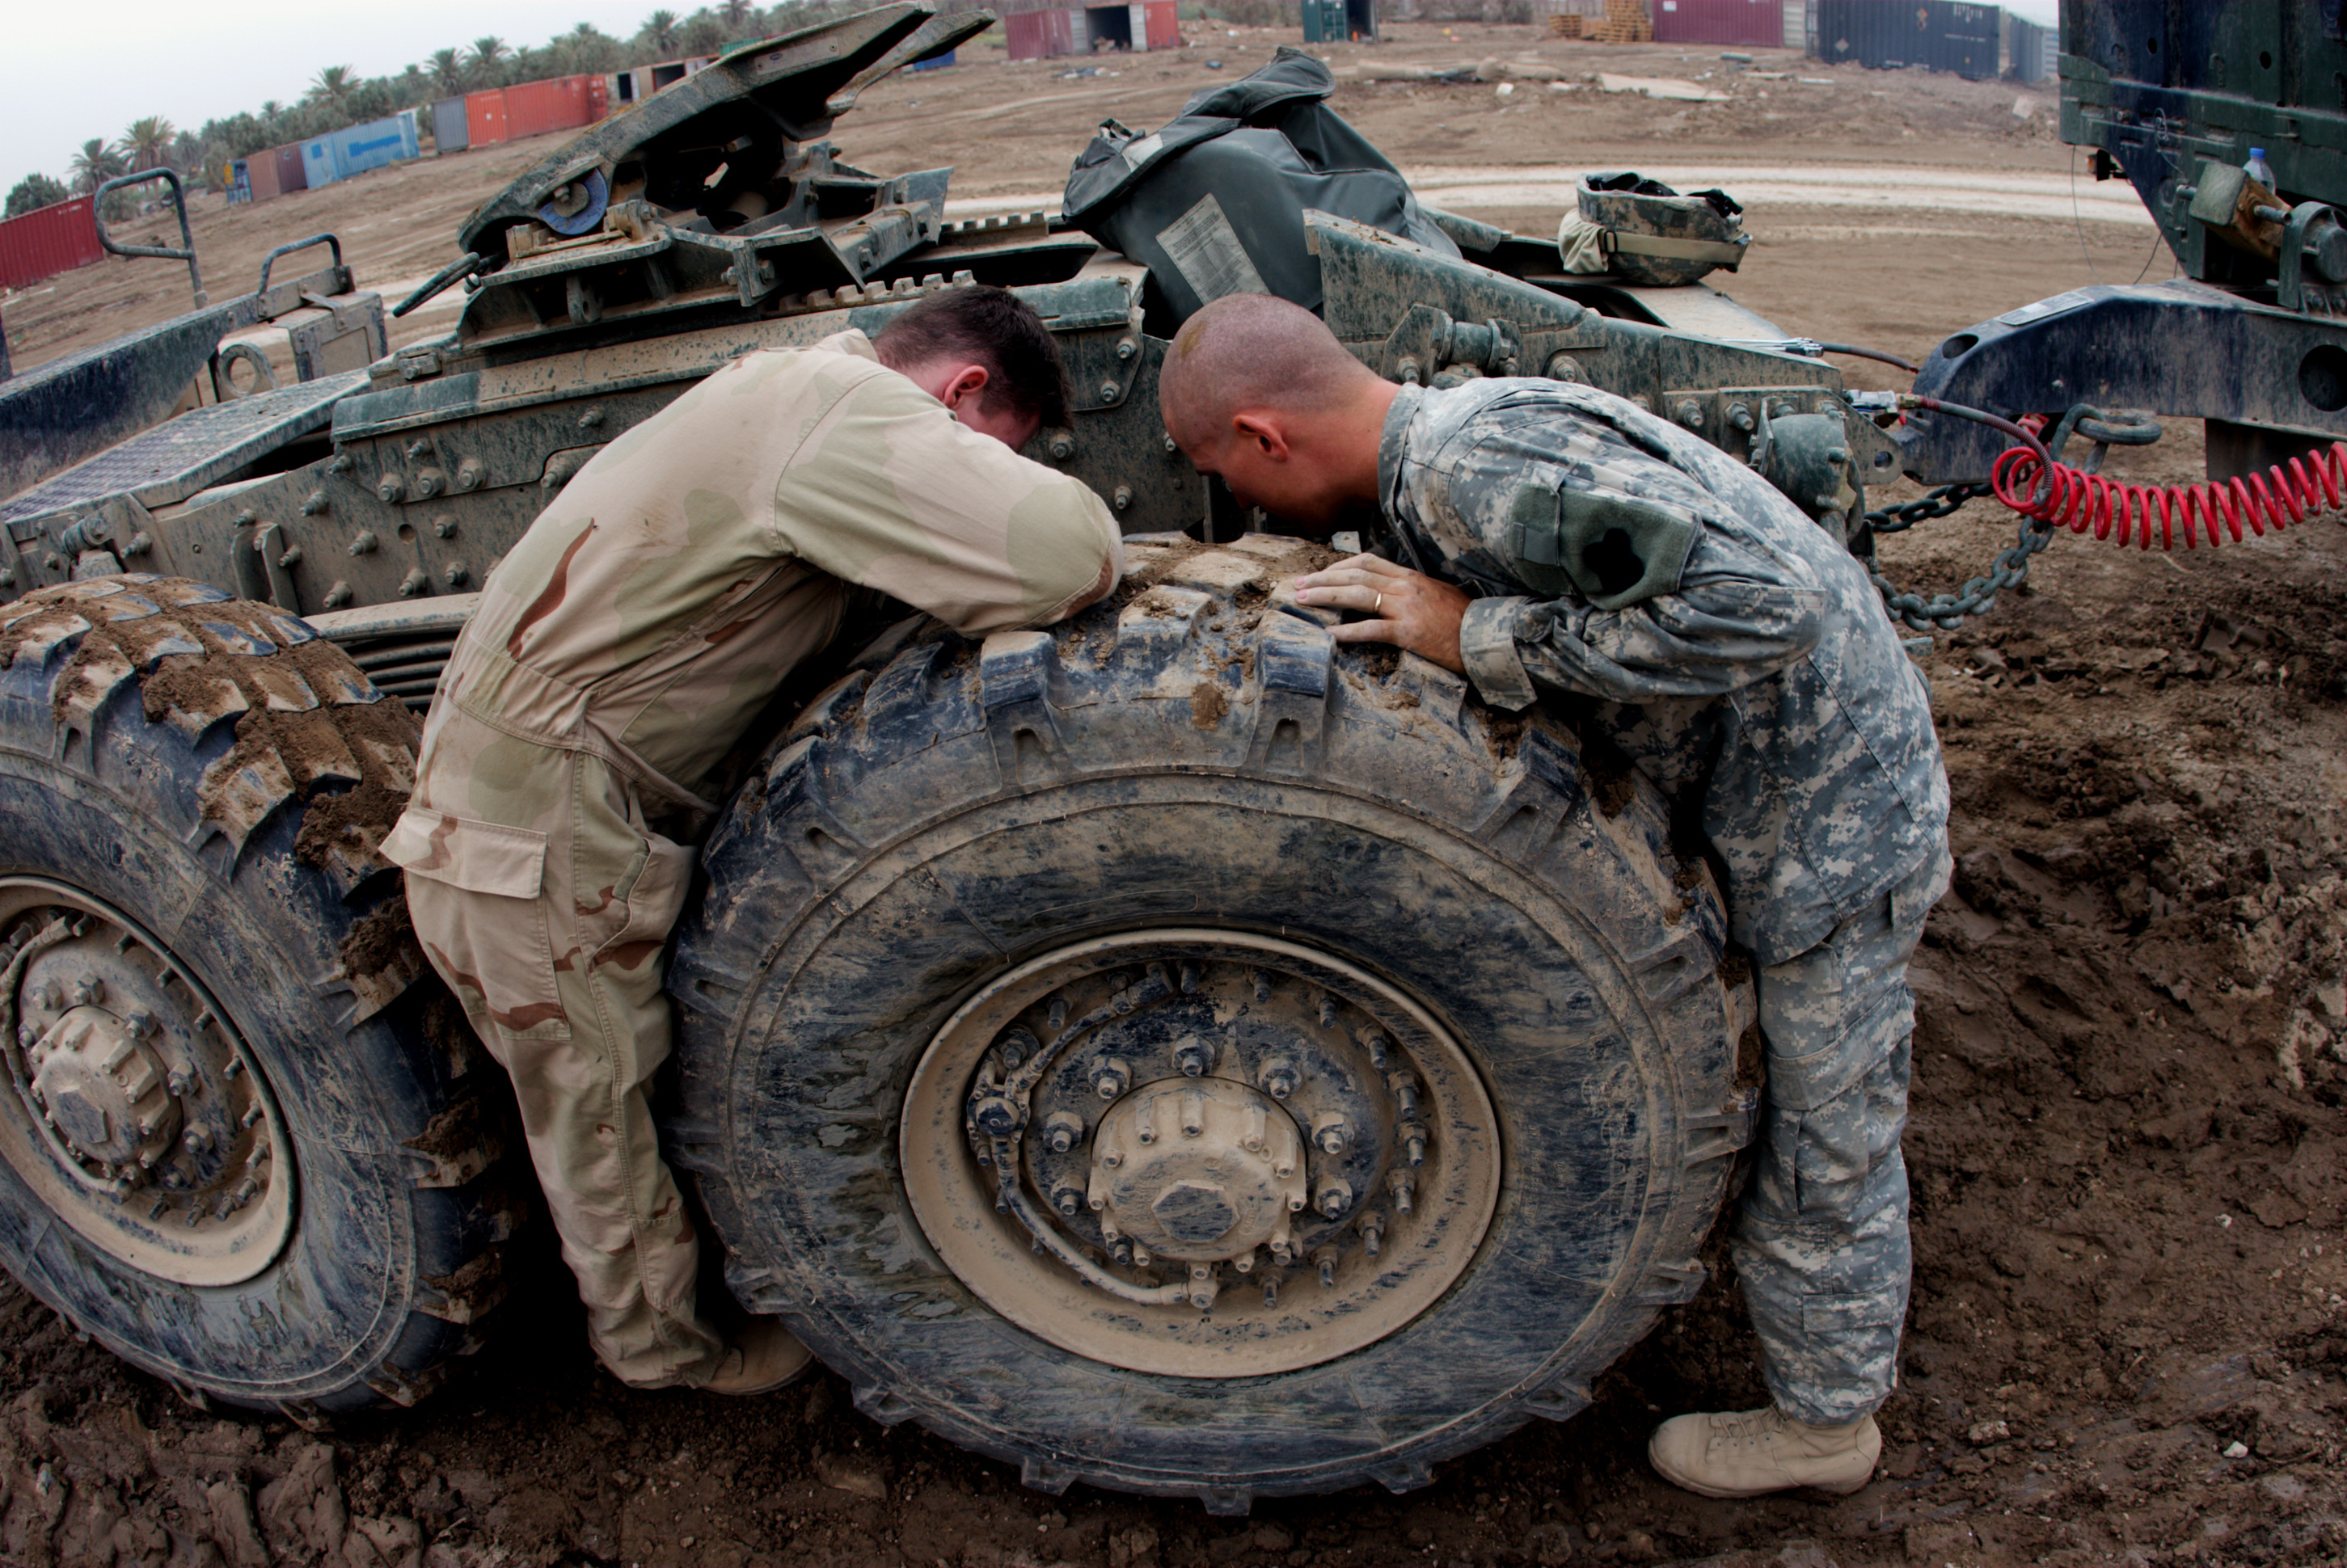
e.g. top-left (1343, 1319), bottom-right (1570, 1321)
top-left (1990, 438), bottom-right (2347, 550)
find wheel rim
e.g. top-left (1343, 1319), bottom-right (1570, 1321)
top-left (901, 929), bottom-right (1500, 1377)
top-left (0, 879), bottom-right (295, 1287)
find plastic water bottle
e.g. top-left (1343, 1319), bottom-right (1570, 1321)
top-left (2245, 147), bottom-right (2277, 189)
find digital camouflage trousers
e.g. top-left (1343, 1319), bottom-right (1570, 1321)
top-left (1733, 847), bottom-right (1952, 1427)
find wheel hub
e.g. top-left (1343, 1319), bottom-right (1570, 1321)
top-left (29, 1005), bottom-right (178, 1168)
top-left (903, 930), bottom-right (1500, 1378)
top-left (1091, 1077), bottom-right (1304, 1265)
top-left (0, 882), bottom-right (293, 1286)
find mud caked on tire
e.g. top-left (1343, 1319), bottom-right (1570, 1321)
top-left (0, 577), bottom-right (518, 1417)
top-left (672, 535), bottom-right (1759, 1507)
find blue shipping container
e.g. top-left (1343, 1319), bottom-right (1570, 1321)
top-left (911, 48), bottom-right (957, 70)
top-left (300, 137), bottom-right (336, 190)
top-left (328, 111), bottom-right (420, 180)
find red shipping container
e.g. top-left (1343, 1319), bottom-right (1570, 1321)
top-left (275, 144), bottom-right (309, 194)
top-left (1005, 7), bottom-right (1076, 61)
top-left (0, 197), bottom-right (103, 292)
top-left (247, 150), bottom-right (284, 203)
top-left (504, 74), bottom-right (606, 141)
top-left (1144, 0), bottom-right (1180, 49)
top-left (466, 89), bottom-right (509, 149)
top-left (1650, 0), bottom-right (1785, 47)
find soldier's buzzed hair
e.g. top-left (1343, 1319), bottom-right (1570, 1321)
top-left (1159, 293), bottom-right (1377, 451)
top-left (874, 285), bottom-right (1073, 432)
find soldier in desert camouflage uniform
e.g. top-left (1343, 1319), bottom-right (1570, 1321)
top-left (383, 286), bottom-right (1122, 1393)
top-left (1160, 293), bottom-right (1950, 1499)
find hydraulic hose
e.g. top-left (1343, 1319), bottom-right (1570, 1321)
top-left (1991, 437), bottom-right (2347, 550)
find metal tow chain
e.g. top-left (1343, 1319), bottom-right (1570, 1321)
top-left (1871, 508), bottom-right (2058, 633)
top-left (1864, 403), bottom-right (2163, 632)
top-left (1862, 481), bottom-right (2053, 632)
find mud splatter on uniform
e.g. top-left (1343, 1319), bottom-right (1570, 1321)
top-left (383, 330), bottom-right (1121, 1386)
top-left (1379, 377), bottom-right (1950, 1424)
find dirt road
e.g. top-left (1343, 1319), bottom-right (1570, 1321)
top-left (0, 21), bottom-right (2342, 1568)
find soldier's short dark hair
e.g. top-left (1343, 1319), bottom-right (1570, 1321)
top-left (873, 284), bottom-right (1072, 432)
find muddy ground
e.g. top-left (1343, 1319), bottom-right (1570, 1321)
top-left (2, 19), bottom-right (2343, 1568)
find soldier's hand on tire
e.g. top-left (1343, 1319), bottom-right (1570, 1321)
top-left (1294, 555), bottom-right (1470, 674)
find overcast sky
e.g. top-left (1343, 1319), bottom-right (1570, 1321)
top-left (6, 0), bottom-right (2064, 200)
top-left (2, 0), bottom-right (664, 197)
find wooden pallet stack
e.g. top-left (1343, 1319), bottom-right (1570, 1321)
top-left (1591, 0), bottom-right (1651, 43)
top-left (1548, 14), bottom-right (1583, 36)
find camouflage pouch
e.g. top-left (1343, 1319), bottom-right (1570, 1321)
top-left (1505, 483), bottom-right (1699, 610)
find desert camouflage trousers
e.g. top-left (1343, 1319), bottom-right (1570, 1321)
top-left (1732, 846), bottom-right (1951, 1427)
top-left (401, 741), bottom-right (728, 1388)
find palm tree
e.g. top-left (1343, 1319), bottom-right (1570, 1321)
top-left (642, 8), bottom-right (682, 54)
top-left (67, 137), bottom-right (128, 196)
top-left (308, 65), bottom-right (357, 112)
top-left (260, 99), bottom-right (285, 127)
top-left (121, 116), bottom-right (177, 173)
top-left (680, 9), bottom-right (727, 54)
top-left (468, 35), bottom-right (509, 83)
top-left (429, 48), bottom-right (468, 95)
top-left (720, 0), bottom-right (754, 30)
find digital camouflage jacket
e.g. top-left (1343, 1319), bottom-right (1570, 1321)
top-left (1379, 378), bottom-right (1948, 967)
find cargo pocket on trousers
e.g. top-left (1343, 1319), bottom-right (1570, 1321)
top-left (1798, 1291), bottom-right (1906, 1337)
top-left (590, 833), bottom-right (695, 976)
top-left (384, 807), bottom-right (572, 1042)
top-left (1788, 1084), bottom-right (1871, 1221)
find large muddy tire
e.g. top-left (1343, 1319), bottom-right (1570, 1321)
top-left (669, 536), bottom-right (1757, 1508)
top-left (0, 577), bottom-right (521, 1417)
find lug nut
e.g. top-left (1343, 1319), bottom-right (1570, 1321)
top-left (1051, 1183), bottom-right (1083, 1219)
top-left (1314, 1114), bottom-right (1351, 1154)
top-left (1360, 1031), bottom-right (1391, 1069)
top-left (1187, 1262), bottom-right (1217, 1310)
top-left (1401, 1123), bottom-right (1429, 1168)
top-left (1173, 1038), bottom-right (1214, 1078)
top-left (70, 977), bottom-right (102, 1005)
top-left (1315, 1178), bottom-right (1353, 1220)
top-left (1041, 1111), bottom-right (1085, 1154)
top-left (1361, 1213), bottom-right (1385, 1259)
top-left (125, 1009), bottom-right (156, 1039)
top-left (1314, 1246), bottom-right (1340, 1289)
top-left (182, 1128), bottom-right (212, 1156)
top-left (1262, 1275), bottom-right (1280, 1309)
top-left (1319, 996), bottom-right (1338, 1029)
top-left (1257, 1056), bottom-right (1298, 1099)
top-left (971, 1094), bottom-right (1021, 1135)
top-left (1387, 1072), bottom-right (1420, 1119)
top-left (1089, 1056), bottom-right (1129, 1101)
top-left (1390, 1170), bottom-right (1416, 1216)
top-left (166, 1071), bottom-right (190, 1097)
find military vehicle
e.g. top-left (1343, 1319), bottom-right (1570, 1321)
top-left (0, 0), bottom-right (2332, 1511)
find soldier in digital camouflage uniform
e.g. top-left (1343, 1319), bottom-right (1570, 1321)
top-left (1160, 293), bottom-right (1950, 1498)
top-left (383, 286), bottom-right (1123, 1393)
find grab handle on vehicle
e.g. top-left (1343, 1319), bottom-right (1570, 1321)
top-left (255, 234), bottom-right (345, 297)
top-left (94, 168), bottom-right (205, 307)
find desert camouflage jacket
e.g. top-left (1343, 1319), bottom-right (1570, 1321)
top-left (389, 329), bottom-right (1123, 836)
top-left (1379, 378), bottom-right (1948, 966)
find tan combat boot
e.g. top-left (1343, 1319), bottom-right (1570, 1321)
top-left (697, 1317), bottom-right (815, 1396)
top-left (1648, 1406), bottom-right (1881, 1498)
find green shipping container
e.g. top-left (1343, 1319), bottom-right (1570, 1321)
top-left (1301, 0), bottom-right (1376, 44)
